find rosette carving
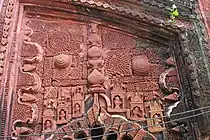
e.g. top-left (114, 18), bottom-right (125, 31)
top-left (54, 54), bottom-right (70, 69)
top-left (132, 55), bottom-right (152, 75)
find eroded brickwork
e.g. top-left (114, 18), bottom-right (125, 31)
top-left (0, 0), bottom-right (7, 43)
top-left (200, 0), bottom-right (210, 35)
top-left (199, 0), bottom-right (210, 138)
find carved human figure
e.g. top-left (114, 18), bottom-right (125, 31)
top-left (151, 99), bottom-right (162, 111)
top-left (76, 87), bottom-right (82, 96)
top-left (46, 100), bottom-right (54, 109)
top-left (153, 113), bottom-right (162, 127)
top-left (73, 87), bottom-right (83, 100)
top-left (132, 106), bottom-right (143, 118)
top-left (114, 96), bottom-right (122, 109)
top-left (60, 89), bottom-right (65, 101)
top-left (59, 110), bottom-right (66, 122)
top-left (132, 92), bottom-right (144, 103)
top-left (111, 74), bottom-right (125, 92)
top-left (45, 120), bottom-right (52, 132)
top-left (74, 103), bottom-right (81, 117)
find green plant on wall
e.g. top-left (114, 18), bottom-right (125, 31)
top-left (168, 0), bottom-right (179, 22)
top-left (170, 4), bottom-right (179, 20)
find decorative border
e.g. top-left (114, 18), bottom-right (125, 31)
top-left (0, 0), bottom-right (17, 138)
top-left (0, 0), bottom-right (16, 81)
top-left (71, 0), bottom-right (194, 17)
top-left (67, 0), bottom-right (186, 31)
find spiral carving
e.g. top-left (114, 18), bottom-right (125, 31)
top-left (48, 31), bottom-right (69, 53)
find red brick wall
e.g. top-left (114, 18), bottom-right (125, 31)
top-left (200, 0), bottom-right (210, 36)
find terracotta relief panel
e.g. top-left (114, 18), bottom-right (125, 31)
top-left (10, 5), bottom-right (182, 140)
top-left (11, 10), bottom-right (88, 138)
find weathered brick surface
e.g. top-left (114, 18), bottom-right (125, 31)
top-left (0, 0), bottom-right (6, 41)
top-left (200, 0), bottom-right (210, 36)
top-left (198, 0), bottom-right (210, 138)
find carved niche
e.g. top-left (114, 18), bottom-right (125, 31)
top-left (72, 86), bottom-right (84, 118)
top-left (146, 98), bottom-right (166, 133)
top-left (108, 73), bottom-right (126, 112)
top-left (57, 87), bottom-right (72, 124)
top-left (43, 87), bottom-right (57, 132)
top-left (127, 86), bottom-right (145, 121)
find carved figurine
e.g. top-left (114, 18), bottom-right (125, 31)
top-left (153, 113), bottom-right (162, 127)
top-left (128, 87), bottom-right (145, 121)
top-left (147, 99), bottom-right (165, 132)
top-left (73, 103), bottom-right (81, 117)
top-left (114, 96), bottom-right (122, 109)
top-left (46, 100), bottom-right (54, 109)
top-left (73, 87), bottom-right (83, 100)
top-left (44, 120), bottom-right (53, 132)
top-left (14, 126), bottom-right (33, 135)
top-left (132, 106), bottom-right (143, 118)
top-left (57, 87), bottom-right (72, 124)
top-left (59, 110), bottom-right (66, 122)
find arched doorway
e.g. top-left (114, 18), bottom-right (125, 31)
top-left (107, 131), bottom-right (118, 140)
top-left (63, 138), bottom-right (73, 140)
top-left (121, 134), bottom-right (133, 140)
top-left (75, 131), bottom-right (87, 140)
top-left (91, 123), bottom-right (104, 140)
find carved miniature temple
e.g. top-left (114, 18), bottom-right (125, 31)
top-left (0, 0), bottom-right (210, 140)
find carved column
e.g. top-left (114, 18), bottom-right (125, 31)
top-left (87, 24), bottom-right (105, 107)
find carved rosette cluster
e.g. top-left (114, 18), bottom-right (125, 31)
top-left (87, 24), bottom-right (105, 106)
top-left (12, 22), bottom-right (44, 138)
top-left (54, 54), bottom-right (70, 69)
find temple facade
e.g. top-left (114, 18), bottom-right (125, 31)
top-left (0, 0), bottom-right (210, 140)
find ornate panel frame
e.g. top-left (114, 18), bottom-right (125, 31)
top-left (0, 0), bottom-right (208, 139)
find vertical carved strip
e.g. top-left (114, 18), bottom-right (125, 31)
top-left (87, 24), bottom-right (105, 106)
top-left (11, 21), bottom-right (44, 139)
top-left (0, 0), bottom-right (17, 138)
